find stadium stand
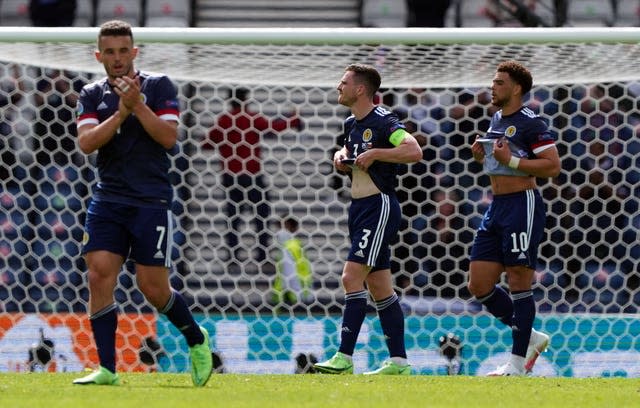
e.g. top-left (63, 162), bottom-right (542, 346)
top-left (190, 0), bottom-right (639, 29)
top-left (0, 1), bottom-right (637, 28)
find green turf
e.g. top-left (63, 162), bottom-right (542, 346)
top-left (0, 373), bottom-right (638, 408)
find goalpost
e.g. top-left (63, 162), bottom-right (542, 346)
top-left (0, 27), bottom-right (638, 376)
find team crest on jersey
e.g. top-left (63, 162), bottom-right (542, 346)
top-left (82, 231), bottom-right (89, 246)
top-left (505, 125), bottom-right (517, 138)
top-left (362, 128), bottom-right (373, 142)
top-left (76, 102), bottom-right (84, 118)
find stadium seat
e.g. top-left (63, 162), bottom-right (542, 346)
top-left (75, 0), bottom-right (95, 26)
top-left (144, 0), bottom-right (189, 27)
top-left (360, 0), bottom-right (407, 27)
top-left (568, 0), bottom-right (613, 26)
top-left (0, 0), bottom-right (31, 26)
top-left (96, 0), bottom-right (143, 26)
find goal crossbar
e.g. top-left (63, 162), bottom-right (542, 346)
top-left (1, 26), bottom-right (640, 45)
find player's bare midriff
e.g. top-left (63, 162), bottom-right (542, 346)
top-left (350, 169), bottom-right (381, 199)
top-left (489, 174), bottom-right (537, 196)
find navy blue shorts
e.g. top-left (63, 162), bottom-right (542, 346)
top-left (347, 193), bottom-right (400, 270)
top-left (470, 189), bottom-right (545, 268)
top-left (82, 200), bottom-right (173, 267)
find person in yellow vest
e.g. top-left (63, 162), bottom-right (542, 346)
top-left (272, 216), bottom-right (313, 305)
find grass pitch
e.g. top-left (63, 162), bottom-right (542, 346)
top-left (0, 372), bottom-right (638, 408)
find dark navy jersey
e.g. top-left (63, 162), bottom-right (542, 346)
top-left (479, 106), bottom-right (556, 176)
top-left (76, 71), bottom-right (180, 209)
top-left (343, 106), bottom-right (406, 195)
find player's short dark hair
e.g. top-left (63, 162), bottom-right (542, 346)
top-left (98, 20), bottom-right (133, 42)
top-left (229, 87), bottom-right (250, 109)
top-left (497, 60), bottom-right (533, 95)
top-left (235, 87), bottom-right (250, 101)
top-left (283, 217), bottom-right (299, 232)
top-left (345, 64), bottom-right (381, 98)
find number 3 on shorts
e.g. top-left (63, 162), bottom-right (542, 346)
top-left (359, 228), bottom-right (371, 249)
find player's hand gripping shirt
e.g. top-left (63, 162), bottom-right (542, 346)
top-left (76, 72), bottom-right (180, 209)
top-left (478, 106), bottom-right (556, 176)
top-left (343, 106), bottom-right (407, 195)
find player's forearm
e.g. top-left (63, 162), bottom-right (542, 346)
top-left (499, 145), bottom-right (561, 178)
top-left (132, 103), bottom-right (178, 149)
top-left (512, 156), bottom-right (561, 178)
top-left (374, 138), bottom-right (422, 164)
top-left (77, 112), bottom-right (126, 154)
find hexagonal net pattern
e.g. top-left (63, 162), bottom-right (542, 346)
top-left (0, 35), bottom-right (639, 374)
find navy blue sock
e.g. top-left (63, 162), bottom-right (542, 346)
top-left (511, 290), bottom-right (535, 357)
top-left (338, 290), bottom-right (368, 356)
top-left (376, 293), bottom-right (407, 359)
top-left (159, 290), bottom-right (204, 347)
top-left (477, 286), bottom-right (513, 326)
top-left (90, 304), bottom-right (118, 373)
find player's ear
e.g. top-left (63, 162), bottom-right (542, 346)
top-left (131, 46), bottom-right (139, 59)
top-left (94, 50), bottom-right (102, 63)
top-left (513, 82), bottom-right (522, 97)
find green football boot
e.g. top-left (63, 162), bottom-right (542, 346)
top-left (363, 360), bottom-right (411, 375)
top-left (313, 352), bottom-right (354, 374)
top-left (73, 366), bottom-right (120, 385)
top-left (189, 326), bottom-right (213, 387)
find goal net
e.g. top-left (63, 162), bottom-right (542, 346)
top-left (0, 27), bottom-right (638, 377)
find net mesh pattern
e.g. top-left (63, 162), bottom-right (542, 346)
top-left (2, 41), bottom-right (640, 86)
top-left (0, 36), bottom-right (639, 373)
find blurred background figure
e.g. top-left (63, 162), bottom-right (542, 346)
top-left (406, 0), bottom-right (452, 27)
top-left (272, 216), bottom-right (313, 306)
top-left (29, 0), bottom-right (76, 26)
top-left (203, 88), bottom-right (302, 264)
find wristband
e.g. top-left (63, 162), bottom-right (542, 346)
top-left (508, 156), bottom-right (521, 169)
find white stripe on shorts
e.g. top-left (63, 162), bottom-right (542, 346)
top-left (165, 210), bottom-right (173, 268)
top-left (524, 189), bottom-right (534, 251)
top-left (367, 193), bottom-right (390, 266)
